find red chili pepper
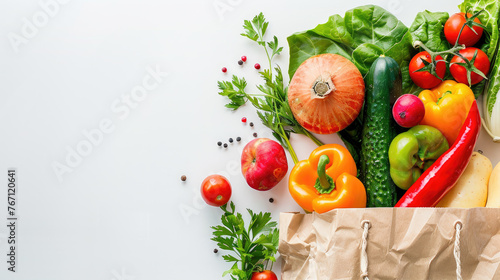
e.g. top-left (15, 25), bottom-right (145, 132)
top-left (395, 100), bottom-right (480, 207)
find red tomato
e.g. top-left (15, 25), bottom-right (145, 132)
top-left (200, 175), bottom-right (231, 207)
top-left (251, 270), bottom-right (278, 280)
top-left (409, 51), bottom-right (446, 89)
top-left (450, 47), bottom-right (490, 85)
top-left (444, 13), bottom-right (483, 47)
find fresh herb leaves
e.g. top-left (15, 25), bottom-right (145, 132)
top-left (217, 76), bottom-right (247, 110)
top-left (211, 202), bottom-right (279, 280)
top-left (218, 13), bottom-right (323, 164)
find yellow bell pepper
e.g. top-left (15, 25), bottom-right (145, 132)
top-left (418, 80), bottom-right (475, 146)
top-left (288, 144), bottom-right (366, 213)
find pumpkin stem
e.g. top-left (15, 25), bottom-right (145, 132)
top-left (312, 78), bottom-right (335, 99)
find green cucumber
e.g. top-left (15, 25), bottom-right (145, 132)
top-left (361, 55), bottom-right (400, 207)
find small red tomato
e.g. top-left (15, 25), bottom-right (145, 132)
top-left (201, 175), bottom-right (231, 207)
top-left (392, 94), bottom-right (425, 128)
top-left (444, 13), bottom-right (483, 47)
top-left (450, 47), bottom-right (490, 85)
top-left (250, 270), bottom-right (278, 280)
top-left (409, 51), bottom-right (446, 89)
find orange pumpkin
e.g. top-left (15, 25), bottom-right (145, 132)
top-left (288, 54), bottom-right (365, 134)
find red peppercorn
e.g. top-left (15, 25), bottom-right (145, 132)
top-left (254, 63), bottom-right (261, 70)
top-left (221, 67), bottom-right (227, 73)
top-left (241, 56), bottom-right (247, 62)
top-left (241, 117), bottom-right (247, 123)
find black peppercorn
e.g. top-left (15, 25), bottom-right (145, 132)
top-left (181, 175), bottom-right (187, 181)
top-left (217, 141), bottom-right (222, 146)
top-left (238, 60), bottom-right (243, 65)
top-left (229, 138), bottom-right (233, 143)
top-left (269, 198), bottom-right (274, 203)
top-left (253, 133), bottom-right (257, 137)
top-left (236, 137), bottom-right (241, 142)
top-left (223, 143), bottom-right (228, 148)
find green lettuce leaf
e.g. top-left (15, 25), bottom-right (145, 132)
top-left (409, 11), bottom-right (450, 52)
top-left (288, 5), bottom-right (416, 93)
top-left (287, 6), bottom-right (451, 95)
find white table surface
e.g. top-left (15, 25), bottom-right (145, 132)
top-left (1, 0), bottom-right (497, 279)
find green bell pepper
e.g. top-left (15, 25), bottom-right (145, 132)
top-left (389, 125), bottom-right (449, 190)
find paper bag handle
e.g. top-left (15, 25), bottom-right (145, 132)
top-left (359, 219), bottom-right (463, 280)
top-left (360, 220), bottom-right (371, 280)
top-left (454, 221), bottom-right (463, 280)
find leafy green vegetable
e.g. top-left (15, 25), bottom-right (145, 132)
top-left (409, 11), bottom-right (450, 53)
top-left (483, 55), bottom-right (500, 140)
top-left (211, 202), bottom-right (279, 280)
top-left (287, 5), bottom-right (419, 94)
top-left (460, 0), bottom-right (500, 139)
top-left (218, 13), bottom-right (324, 164)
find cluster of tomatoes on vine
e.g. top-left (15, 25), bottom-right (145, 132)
top-left (409, 11), bottom-right (490, 89)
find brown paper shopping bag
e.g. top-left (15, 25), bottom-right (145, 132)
top-left (279, 208), bottom-right (500, 280)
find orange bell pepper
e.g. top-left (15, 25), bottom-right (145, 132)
top-left (418, 80), bottom-right (475, 146)
top-left (288, 144), bottom-right (366, 213)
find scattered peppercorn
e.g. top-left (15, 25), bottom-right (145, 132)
top-left (181, 175), bottom-right (187, 181)
top-left (213, 248), bottom-right (218, 253)
top-left (241, 56), bottom-right (247, 62)
top-left (249, 122), bottom-right (254, 127)
top-left (478, 150), bottom-right (483, 154)
top-left (221, 67), bottom-right (227, 73)
top-left (253, 133), bottom-right (258, 137)
top-left (236, 137), bottom-right (241, 142)
top-left (223, 143), bottom-right (228, 148)
top-left (217, 141), bottom-right (222, 146)
top-left (229, 138), bottom-right (233, 143)
top-left (269, 198), bottom-right (274, 203)
top-left (241, 117), bottom-right (247, 123)
top-left (238, 60), bottom-right (243, 65)
top-left (254, 63), bottom-right (261, 70)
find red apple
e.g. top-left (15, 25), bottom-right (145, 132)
top-left (241, 138), bottom-right (288, 191)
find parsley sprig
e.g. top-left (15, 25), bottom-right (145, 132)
top-left (218, 13), bottom-right (324, 164)
top-left (211, 202), bottom-right (279, 280)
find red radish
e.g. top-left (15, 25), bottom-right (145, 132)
top-left (392, 94), bottom-right (425, 128)
top-left (288, 54), bottom-right (365, 134)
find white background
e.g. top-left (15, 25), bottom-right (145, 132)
top-left (1, 0), bottom-right (498, 279)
